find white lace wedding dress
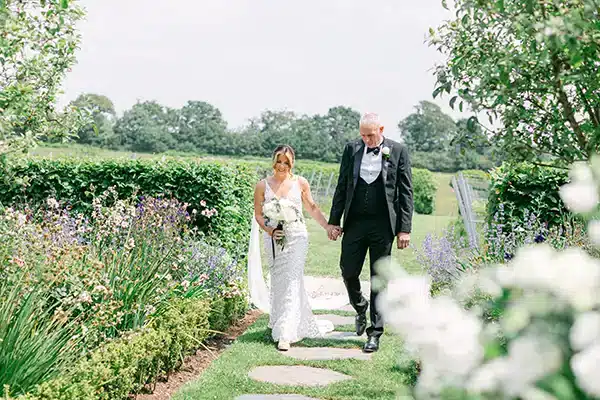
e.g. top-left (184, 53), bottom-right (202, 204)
top-left (247, 178), bottom-right (334, 343)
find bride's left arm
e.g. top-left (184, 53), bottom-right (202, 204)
top-left (298, 177), bottom-right (331, 230)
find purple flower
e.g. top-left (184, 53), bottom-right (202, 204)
top-left (534, 234), bottom-right (545, 243)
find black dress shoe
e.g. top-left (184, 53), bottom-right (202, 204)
top-left (355, 312), bottom-right (367, 336)
top-left (363, 336), bottom-right (379, 353)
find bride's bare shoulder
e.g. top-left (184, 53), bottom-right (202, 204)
top-left (296, 175), bottom-right (309, 188)
top-left (254, 178), bottom-right (267, 192)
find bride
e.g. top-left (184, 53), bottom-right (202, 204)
top-left (247, 145), bottom-right (339, 351)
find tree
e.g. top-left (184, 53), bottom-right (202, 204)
top-left (175, 100), bottom-right (227, 153)
top-left (320, 106), bottom-right (361, 161)
top-left (113, 101), bottom-right (177, 153)
top-left (398, 101), bottom-right (457, 152)
top-left (251, 110), bottom-right (298, 154)
top-left (454, 118), bottom-right (491, 156)
top-left (69, 93), bottom-right (116, 146)
top-left (429, 0), bottom-right (600, 167)
top-left (0, 0), bottom-right (87, 155)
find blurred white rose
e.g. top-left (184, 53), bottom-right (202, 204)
top-left (571, 343), bottom-right (600, 397)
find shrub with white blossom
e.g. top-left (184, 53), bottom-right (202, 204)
top-left (379, 158), bottom-right (600, 399)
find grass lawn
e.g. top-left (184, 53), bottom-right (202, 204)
top-left (173, 314), bottom-right (415, 400)
top-left (302, 173), bottom-right (458, 279)
top-left (432, 172), bottom-right (458, 217)
top-left (304, 213), bottom-right (455, 280)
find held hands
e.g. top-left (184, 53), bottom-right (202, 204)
top-left (397, 232), bottom-right (410, 249)
top-left (326, 225), bottom-right (342, 241)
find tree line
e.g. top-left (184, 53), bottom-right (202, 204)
top-left (62, 94), bottom-right (500, 171)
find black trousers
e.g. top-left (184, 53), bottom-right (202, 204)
top-left (340, 215), bottom-right (394, 338)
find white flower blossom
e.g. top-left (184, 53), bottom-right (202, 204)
top-left (46, 197), bottom-right (59, 209)
top-left (502, 336), bottom-right (562, 396)
top-left (496, 245), bottom-right (600, 311)
top-left (570, 311), bottom-right (600, 351)
top-left (379, 273), bottom-right (483, 395)
top-left (78, 291), bottom-right (92, 303)
top-left (588, 220), bottom-right (600, 246)
top-left (559, 181), bottom-right (598, 213)
top-left (571, 343), bottom-right (600, 397)
top-left (559, 163), bottom-right (598, 213)
top-left (501, 304), bottom-right (531, 335)
top-left (570, 162), bottom-right (594, 182)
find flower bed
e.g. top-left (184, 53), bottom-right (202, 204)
top-left (383, 159), bottom-right (600, 399)
top-left (0, 193), bottom-right (248, 399)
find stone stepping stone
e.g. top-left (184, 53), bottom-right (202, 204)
top-left (318, 314), bottom-right (354, 326)
top-left (309, 294), bottom-right (348, 311)
top-left (248, 365), bottom-right (351, 386)
top-left (236, 396), bottom-right (320, 400)
top-left (323, 331), bottom-right (365, 341)
top-left (283, 347), bottom-right (372, 361)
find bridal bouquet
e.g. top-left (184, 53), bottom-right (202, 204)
top-left (262, 197), bottom-right (302, 250)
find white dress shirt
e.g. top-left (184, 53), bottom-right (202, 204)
top-left (359, 140), bottom-right (383, 184)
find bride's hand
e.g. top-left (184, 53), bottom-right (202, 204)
top-left (272, 229), bottom-right (285, 241)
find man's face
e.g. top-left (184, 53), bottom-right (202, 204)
top-left (360, 124), bottom-right (384, 148)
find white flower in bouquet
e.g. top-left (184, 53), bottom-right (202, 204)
top-left (262, 201), bottom-right (282, 221)
top-left (262, 197), bottom-right (301, 251)
top-left (278, 198), bottom-right (299, 222)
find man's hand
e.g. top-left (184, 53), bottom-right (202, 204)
top-left (397, 232), bottom-right (410, 249)
top-left (327, 225), bottom-right (342, 241)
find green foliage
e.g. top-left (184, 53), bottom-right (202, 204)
top-left (68, 94), bottom-right (117, 147)
top-left (487, 163), bottom-right (569, 228)
top-left (47, 100), bottom-right (362, 163)
top-left (412, 169), bottom-right (437, 215)
top-left (1, 191), bottom-right (249, 399)
top-left (411, 150), bottom-right (496, 173)
top-left (430, 0), bottom-right (600, 166)
top-left (398, 104), bottom-right (500, 173)
top-left (0, 277), bottom-right (82, 396)
top-left (112, 101), bottom-right (178, 153)
top-left (461, 169), bottom-right (491, 182)
top-left (398, 101), bottom-right (457, 153)
top-left (0, 157), bottom-right (255, 259)
top-left (175, 101), bottom-right (228, 153)
top-left (207, 294), bottom-right (248, 333)
top-left (0, 0), bottom-right (88, 155)
top-left (17, 296), bottom-right (245, 400)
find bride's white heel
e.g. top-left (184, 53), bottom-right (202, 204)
top-left (278, 341), bottom-right (290, 351)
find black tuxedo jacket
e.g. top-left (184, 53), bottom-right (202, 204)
top-left (328, 137), bottom-right (414, 234)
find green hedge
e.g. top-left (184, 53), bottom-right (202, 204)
top-left (0, 156), bottom-right (437, 236)
top-left (0, 157), bottom-right (255, 259)
top-left (412, 169), bottom-right (436, 215)
top-left (411, 151), bottom-right (496, 173)
top-left (17, 295), bottom-right (247, 400)
top-left (487, 163), bottom-right (569, 228)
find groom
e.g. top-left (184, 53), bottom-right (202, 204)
top-left (328, 112), bottom-right (413, 353)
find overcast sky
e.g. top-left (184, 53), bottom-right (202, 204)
top-left (59, 0), bottom-right (468, 139)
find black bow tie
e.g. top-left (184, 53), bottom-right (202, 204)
top-left (366, 146), bottom-right (380, 155)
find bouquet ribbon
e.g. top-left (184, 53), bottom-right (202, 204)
top-left (271, 222), bottom-right (283, 258)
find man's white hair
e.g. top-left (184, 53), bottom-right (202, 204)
top-left (359, 112), bottom-right (381, 127)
